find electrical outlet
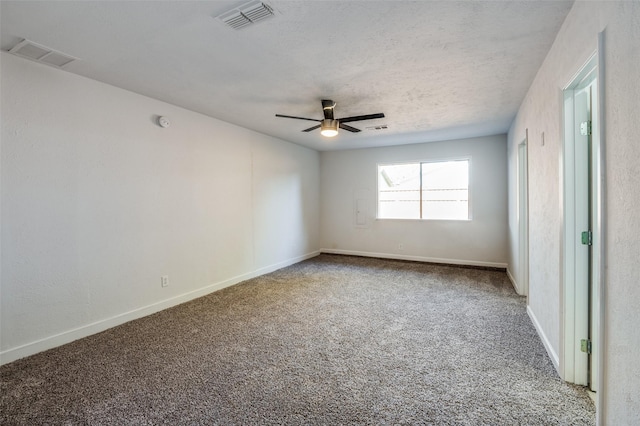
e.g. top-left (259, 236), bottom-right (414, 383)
top-left (161, 275), bottom-right (169, 287)
top-left (398, 243), bottom-right (404, 251)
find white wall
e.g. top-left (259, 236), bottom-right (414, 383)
top-left (320, 135), bottom-right (508, 267)
top-left (507, 1), bottom-right (640, 423)
top-left (0, 52), bottom-right (320, 364)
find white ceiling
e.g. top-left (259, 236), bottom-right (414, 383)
top-left (1, 1), bottom-right (574, 151)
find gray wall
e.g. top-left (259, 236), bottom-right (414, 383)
top-left (507, 1), bottom-right (640, 422)
top-left (320, 135), bottom-right (508, 267)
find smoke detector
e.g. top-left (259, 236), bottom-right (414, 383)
top-left (217, 1), bottom-right (275, 30)
top-left (9, 39), bottom-right (77, 68)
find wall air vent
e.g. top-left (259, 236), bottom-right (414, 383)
top-left (9, 39), bottom-right (77, 68)
top-left (217, 1), bottom-right (275, 30)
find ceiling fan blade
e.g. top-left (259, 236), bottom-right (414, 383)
top-left (302, 124), bottom-right (321, 132)
top-left (339, 123), bottom-right (361, 133)
top-left (275, 114), bottom-right (321, 122)
top-left (337, 113), bottom-right (385, 123)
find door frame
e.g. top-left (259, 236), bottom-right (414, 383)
top-left (517, 134), bottom-right (529, 298)
top-left (560, 33), bottom-right (606, 421)
top-left (562, 58), bottom-right (594, 386)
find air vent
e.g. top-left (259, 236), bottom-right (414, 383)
top-left (9, 39), bottom-right (77, 68)
top-left (366, 125), bottom-right (389, 131)
top-left (217, 1), bottom-right (275, 30)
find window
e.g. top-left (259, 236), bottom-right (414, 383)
top-left (377, 159), bottom-right (469, 220)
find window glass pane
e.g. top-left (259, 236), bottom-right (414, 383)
top-left (421, 160), bottom-right (469, 220)
top-left (378, 163), bottom-right (420, 219)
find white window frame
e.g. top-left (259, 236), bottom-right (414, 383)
top-left (376, 157), bottom-right (471, 221)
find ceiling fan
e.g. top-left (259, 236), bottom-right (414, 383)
top-left (275, 100), bottom-right (385, 137)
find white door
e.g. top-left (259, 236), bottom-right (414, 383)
top-left (573, 82), bottom-right (591, 387)
top-left (575, 78), bottom-right (599, 393)
top-left (588, 78), bottom-right (599, 393)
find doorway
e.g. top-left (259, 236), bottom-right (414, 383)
top-left (517, 136), bottom-right (529, 297)
top-left (562, 51), bottom-right (603, 395)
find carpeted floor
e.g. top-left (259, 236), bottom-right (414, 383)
top-left (1, 254), bottom-right (595, 425)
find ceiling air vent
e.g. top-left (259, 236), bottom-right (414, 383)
top-left (9, 39), bottom-right (77, 68)
top-left (217, 1), bottom-right (275, 30)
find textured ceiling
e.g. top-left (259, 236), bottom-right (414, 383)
top-left (1, 1), bottom-right (574, 151)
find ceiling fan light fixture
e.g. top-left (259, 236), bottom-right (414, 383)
top-left (275, 100), bottom-right (384, 136)
top-left (320, 119), bottom-right (339, 137)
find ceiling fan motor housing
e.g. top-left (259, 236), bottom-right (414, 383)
top-left (320, 119), bottom-right (339, 137)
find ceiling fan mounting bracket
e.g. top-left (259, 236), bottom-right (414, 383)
top-left (322, 100), bottom-right (336, 110)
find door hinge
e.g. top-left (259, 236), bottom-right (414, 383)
top-left (580, 121), bottom-right (592, 136)
top-left (580, 339), bottom-right (592, 354)
top-left (581, 230), bottom-right (593, 246)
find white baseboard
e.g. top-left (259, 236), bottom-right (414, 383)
top-left (320, 248), bottom-right (507, 269)
top-left (527, 305), bottom-right (560, 373)
top-left (0, 251), bottom-right (320, 366)
top-left (506, 268), bottom-right (522, 294)
top-left (252, 251), bottom-right (320, 277)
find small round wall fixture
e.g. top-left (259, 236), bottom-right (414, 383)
top-left (157, 116), bottom-right (170, 128)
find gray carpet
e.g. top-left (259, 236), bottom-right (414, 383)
top-left (1, 254), bottom-right (595, 425)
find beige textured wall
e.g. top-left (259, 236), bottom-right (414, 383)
top-left (508, 1), bottom-right (640, 423)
